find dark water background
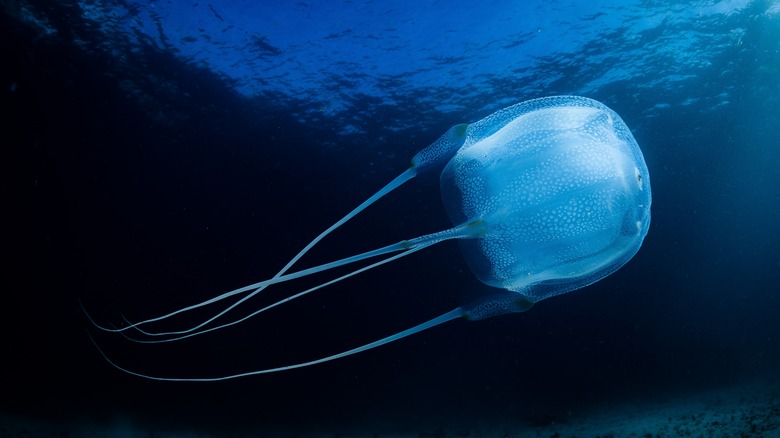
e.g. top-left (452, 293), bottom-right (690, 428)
top-left (3, 0), bottom-right (779, 435)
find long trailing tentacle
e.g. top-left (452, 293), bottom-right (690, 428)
top-left (84, 169), bottom-right (418, 336)
top-left (89, 307), bottom-right (465, 381)
top-left (113, 218), bottom-right (483, 341)
top-left (121, 242), bottom-right (433, 343)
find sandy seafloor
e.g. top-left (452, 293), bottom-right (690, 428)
top-left (2, 378), bottom-right (778, 438)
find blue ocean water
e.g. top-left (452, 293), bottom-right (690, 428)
top-left (3, 0), bottom-right (779, 436)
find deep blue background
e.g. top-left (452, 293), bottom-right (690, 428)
top-left (3, 0), bottom-right (779, 435)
